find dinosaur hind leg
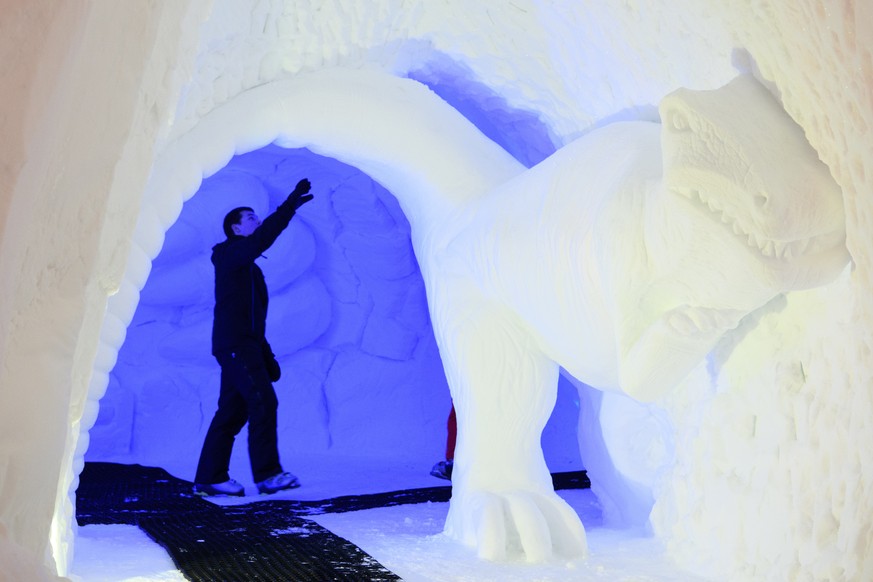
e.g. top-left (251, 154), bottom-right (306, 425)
top-left (435, 300), bottom-right (588, 561)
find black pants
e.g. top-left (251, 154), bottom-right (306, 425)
top-left (195, 345), bottom-right (283, 484)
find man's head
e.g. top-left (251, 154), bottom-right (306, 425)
top-left (223, 206), bottom-right (261, 238)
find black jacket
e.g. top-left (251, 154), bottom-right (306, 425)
top-left (211, 195), bottom-right (299, 355)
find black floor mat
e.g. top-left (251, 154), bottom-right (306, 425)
top-left (76, 462), bottom-right (589, 581)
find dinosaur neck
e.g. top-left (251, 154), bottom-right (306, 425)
top-left (168, 68), bottom-right (525, 247)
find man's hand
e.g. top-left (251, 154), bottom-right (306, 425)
top-left (266, 357), bottom-right (281, 382)
top-left (262, 341), bottom-right (281, 382)
top-left (289, 178), bottom-right (313, 210)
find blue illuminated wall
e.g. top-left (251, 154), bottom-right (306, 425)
top-left (87, 70), bottom-right (583, 482)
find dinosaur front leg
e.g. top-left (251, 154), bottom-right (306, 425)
top-left (618, 302), bottom-right (747, 401)
top-left (434, 296), bottom-right (588, 562)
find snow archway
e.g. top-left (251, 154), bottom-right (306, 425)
top-left (67, 67), bottom-right (524, 568)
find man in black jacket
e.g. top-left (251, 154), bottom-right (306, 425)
top-left (193, 178), bottom-right (313, 497)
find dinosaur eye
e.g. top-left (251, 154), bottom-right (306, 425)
top-left (670, 111), bottom-right (690, 131)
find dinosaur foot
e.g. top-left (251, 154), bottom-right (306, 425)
top-left (446, 488), bottom-right (588, 562)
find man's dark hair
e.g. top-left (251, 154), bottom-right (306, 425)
top-left (223, 206), bottom-right (253, 238)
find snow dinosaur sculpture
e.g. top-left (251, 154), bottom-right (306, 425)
top-left (97, 70), bottom-right (847, 568)
top-left (432, 74), bottom-right (849, 560)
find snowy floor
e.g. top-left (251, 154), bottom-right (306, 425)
top-left (70, 455), bottom-right (709, 581)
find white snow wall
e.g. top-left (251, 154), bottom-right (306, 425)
top-left (0, 3), bottom-right (212, 580)
top-left (1, 1), bottom-right (871, 580)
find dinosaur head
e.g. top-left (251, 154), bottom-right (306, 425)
top-left (657, 75), bottom-right (849, 295)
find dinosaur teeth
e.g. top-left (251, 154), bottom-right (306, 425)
top-left (773, 241), bottom-right (788, 259)
top-left (677, 187), bottom-right (820, 262)
top-left (779, 241), bottom-right (803, 260)
top-left (756, 236), bottom-right (766, 254)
